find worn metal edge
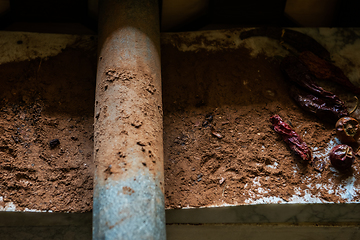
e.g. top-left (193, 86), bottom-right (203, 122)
top-left (0, 203), bottom-right (360, 228)
top-left (0, 31), bottom-right (97, 64)
top-left (0, 211), bottom-right (92, 227)
top-left (166, 203), bottom-right (360, 224)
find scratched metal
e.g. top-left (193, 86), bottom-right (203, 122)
top-left (93, 0), bottom-right (165, 239)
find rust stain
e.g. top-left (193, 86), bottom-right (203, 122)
top-left (108, 217), bottom-right (127, 230)
top-left (95, 68), bottom-right (164, 184)
top-left (122, 186), bottom-right (135, 195)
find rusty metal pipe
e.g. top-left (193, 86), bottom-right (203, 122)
top-left (93, 0), bottom-right (165, 239)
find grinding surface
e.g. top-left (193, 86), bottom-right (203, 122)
top-left (161, 28), bottom-right (360, 208)
top-left (0, 47), bottom-right (96, 212)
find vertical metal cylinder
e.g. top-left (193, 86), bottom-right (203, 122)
top-left (93, 0), bottom-right (165, 239)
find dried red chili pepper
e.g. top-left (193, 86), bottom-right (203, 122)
top-left (299, 51), bottom-right (360, 95)
top-left (270, 115), bottom-right (312, 162)
top-left (240, 27), bottom-right (330, 60)
top-left (280, 56), bottom-right (349, 123)
top-left (281, 56), bottom-right (345, 105)
top-left (289, 86), bottom-right (348, 123)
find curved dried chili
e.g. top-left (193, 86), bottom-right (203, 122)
top-left (270, 115), bottom-right (312, 162)
top-left (281, 56), bottom-right (344, 104)
top-left (289, 86), bottom-right (348, 123)
top-left (280, 56), bottom-right (349, 123)
top-left (298, 51), bottom-right (360, 95)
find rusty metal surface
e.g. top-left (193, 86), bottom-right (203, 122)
top-left (93, 0), bottom-right (165, 239)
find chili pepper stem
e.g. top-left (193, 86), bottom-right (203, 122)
top-left (349, 96), bottom-right (359, 115)
top-left (281, 29), bottom-right (285, 38)
top-left (280, 29), bottom-right (285, 45)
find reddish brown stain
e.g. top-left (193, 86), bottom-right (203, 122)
top-left (122, 186), bottom-right (135, 195)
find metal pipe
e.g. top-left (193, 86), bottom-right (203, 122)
top-left (93, 0), bottom-right (165, 239)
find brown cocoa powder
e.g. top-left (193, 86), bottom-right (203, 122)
top-left (162, 42), bottom-right (360, 209)
top-left (0, 48), bottom-right (96, 212)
